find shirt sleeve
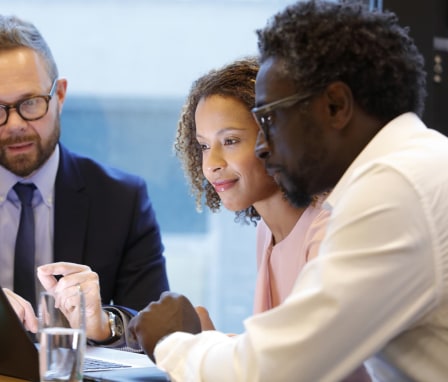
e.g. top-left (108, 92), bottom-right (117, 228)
top-left (154, 163), bottom-right (439, 381)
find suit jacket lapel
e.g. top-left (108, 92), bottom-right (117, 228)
top-left (53, 144), bottom-right (89, 264)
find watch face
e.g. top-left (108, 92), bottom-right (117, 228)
top-left (114, 314), bottom-right (124, 337)
top-left (109, 311), bottom-right (123, 338)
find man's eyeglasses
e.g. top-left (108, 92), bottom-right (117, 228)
top-left (0, 79), bottom-right (58, 126)
top-left (251, 92), bottom-right (313, 140)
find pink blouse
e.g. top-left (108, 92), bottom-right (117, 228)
top-left (253, 201), bottom-right (330, 313)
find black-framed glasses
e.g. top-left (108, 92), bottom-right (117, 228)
top-left (0, 79), bottom-right (58, 126)
top-left (251, 92), bottom-right (313, 140)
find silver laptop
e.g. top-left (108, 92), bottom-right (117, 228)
top-left (0, 286), bottom-right (169, 381)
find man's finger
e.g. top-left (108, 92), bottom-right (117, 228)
top-left (37, 262), bottom-right (90, 277)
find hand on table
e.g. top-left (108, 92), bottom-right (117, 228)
top-left (3, 288), bottom-right (38, 333)
top-left (129, 291), bottom-right (202, 361)
top-left (37, 262), bottom-right (111, 342)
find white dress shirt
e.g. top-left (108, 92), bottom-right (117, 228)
top-left (0, 146), bottom-right (58, 291)
top-left (154, 113), bottom-right (448, 382)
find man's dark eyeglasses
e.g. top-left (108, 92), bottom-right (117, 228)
top-left (0, 79), bottom-right (58, 127)
top-left (251, 92), bottom-right (313, 139)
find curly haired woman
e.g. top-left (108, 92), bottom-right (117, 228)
top-left (174, 57), bottom-right (329, 316)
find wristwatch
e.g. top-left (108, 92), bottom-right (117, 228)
top-left (90, 310), bottom-right (123, 345)
top-left (107, 311), bottom-right (122, 341)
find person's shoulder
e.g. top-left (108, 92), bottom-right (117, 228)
top-left (256, 218), bottom-right (270, 234)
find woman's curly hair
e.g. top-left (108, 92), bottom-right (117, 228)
top-left (174, 57), bottom-right (261, 224)
top-left (256, 0), bottom-right (427, 123)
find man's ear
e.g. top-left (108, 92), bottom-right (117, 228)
top-left (56, 78), bottom-right (68, 115)
top-left (324, 81), bottom-right (353, 131)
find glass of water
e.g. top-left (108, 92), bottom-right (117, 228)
top-left (38, 290), bottom-right (86, 382)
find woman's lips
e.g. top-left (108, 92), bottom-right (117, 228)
top-left (212, 179), bottom-right (238, 192)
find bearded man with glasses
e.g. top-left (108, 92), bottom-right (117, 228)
top-left (0, 15), bottom-right (169, 348)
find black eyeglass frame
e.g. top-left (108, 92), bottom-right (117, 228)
top-left (0, 79), bottom-right (58, 127)
top-left (251, 92), bottom-right (313, 140)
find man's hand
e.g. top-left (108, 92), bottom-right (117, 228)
top-left (37, 262), bottom-right (110, 341)
top-left (3, 288), bottom-right (38, 333)
top-left (129, 292), bottom-right (202, 361)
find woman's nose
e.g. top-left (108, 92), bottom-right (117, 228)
top-left (204, 147), bottom-right (226, 173)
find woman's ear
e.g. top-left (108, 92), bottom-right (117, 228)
top-left (324, 81), bottom-right (353, 131)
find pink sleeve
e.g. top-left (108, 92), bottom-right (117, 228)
top-left (304, 208), bottom-right (330, 262)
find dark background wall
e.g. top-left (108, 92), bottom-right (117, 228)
top-left (377, 0), bottom-right (448, 136)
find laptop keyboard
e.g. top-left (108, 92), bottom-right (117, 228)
top-left (83, 357), bottom-right (132, 371)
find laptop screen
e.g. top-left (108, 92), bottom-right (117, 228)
top-left (0, 286), bottom-right (40, 381)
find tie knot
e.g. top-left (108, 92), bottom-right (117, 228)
top-left (13, 183), bottom-right (36, 206)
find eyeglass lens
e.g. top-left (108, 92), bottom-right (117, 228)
top-left (0, 79), bottom-right (57, 126)
top-left (0, 97), bottom-right (50, 125)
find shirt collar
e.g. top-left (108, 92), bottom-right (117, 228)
top-left (0, 144), bottom-right (59, 207)
top-left (324, 112), bottom-right (426, 211)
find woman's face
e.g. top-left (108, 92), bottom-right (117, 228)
top-left (195, 94), bottom-right (278, 211)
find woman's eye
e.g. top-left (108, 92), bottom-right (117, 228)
top-left (224, 138), bottom-right (238, 145)
top-left (199, 143), bottom-right (208, 151)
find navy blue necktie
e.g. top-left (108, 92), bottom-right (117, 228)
top-left (13, 183), bottom-right (37, 311)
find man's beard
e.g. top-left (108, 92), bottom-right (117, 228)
top-left (277, 172), bottom-right (313, 208)
top-left (0, 116), bottom-right (61, 177)
top-left (276, 110), bottom-right (327, 208)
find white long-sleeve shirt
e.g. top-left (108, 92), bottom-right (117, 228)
top-left (155, 113), bottom-right (448, 382)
